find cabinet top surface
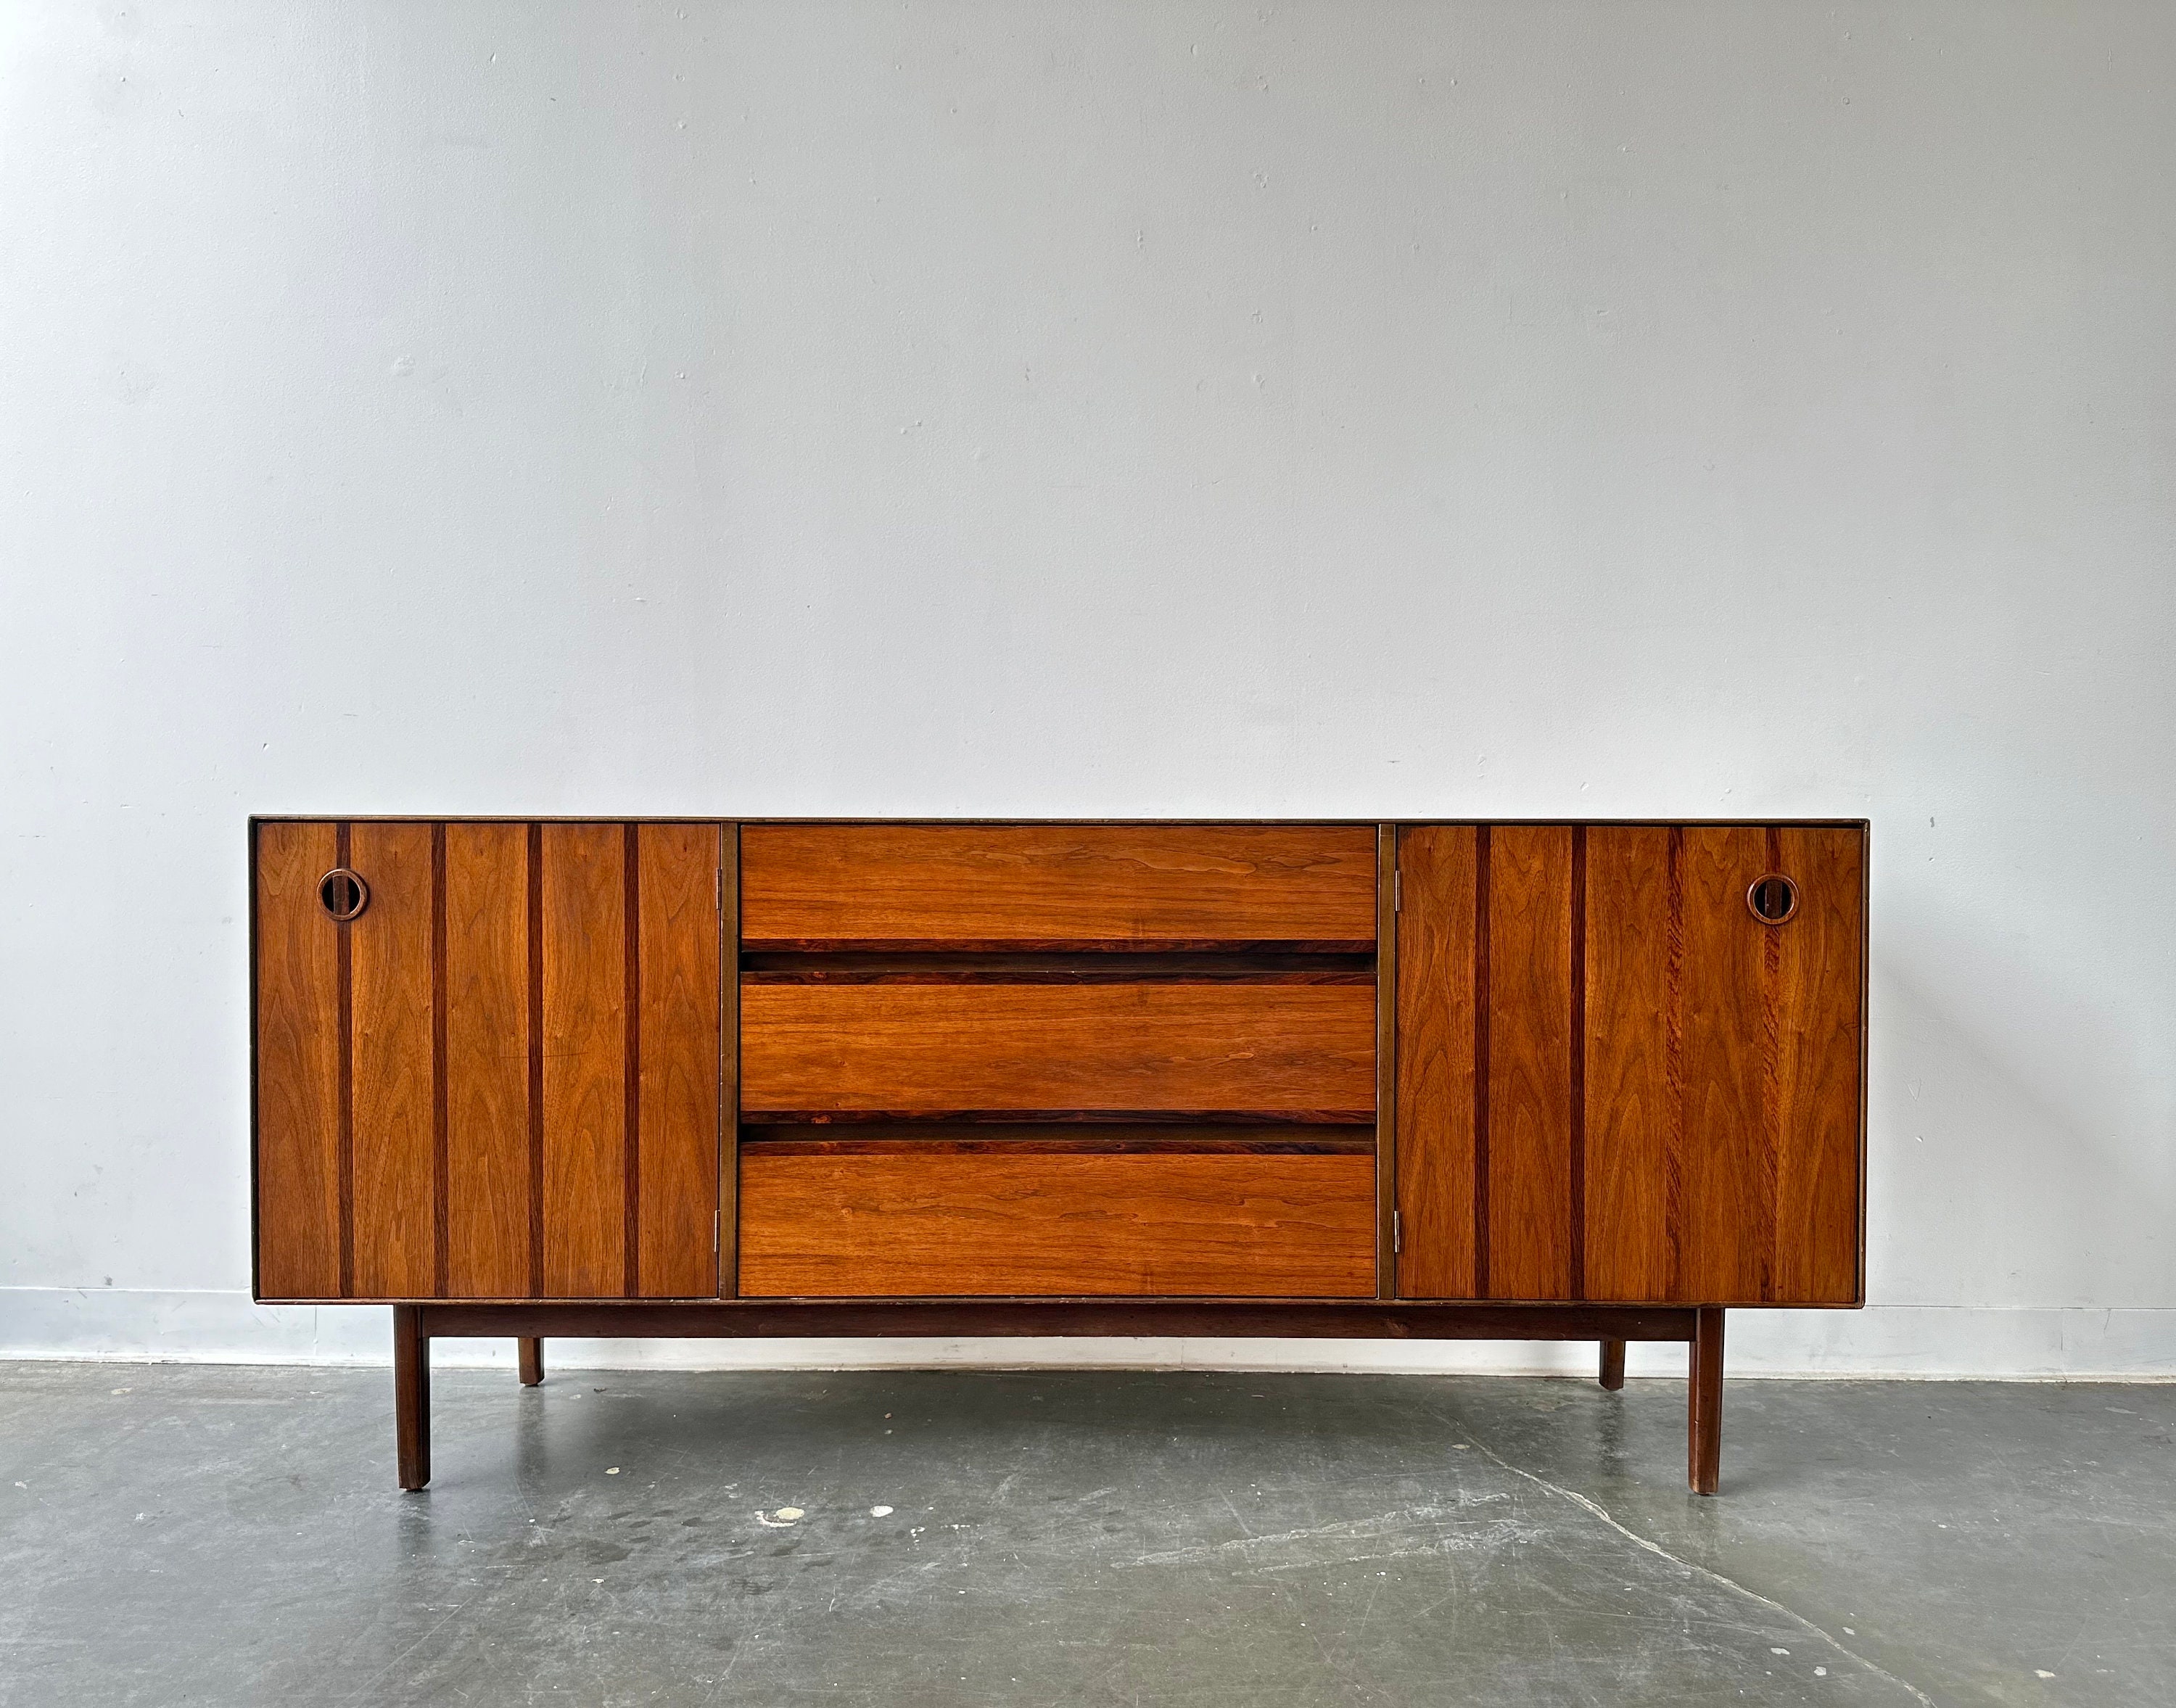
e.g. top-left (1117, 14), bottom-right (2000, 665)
top-left (250, 815), bottom-right (1872, 828)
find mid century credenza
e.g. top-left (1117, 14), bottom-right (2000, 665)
top-left (251, 820), bottom-right (1866, 1494)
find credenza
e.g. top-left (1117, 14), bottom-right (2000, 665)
top-left (251, 820), bottom-right (1866, 1493)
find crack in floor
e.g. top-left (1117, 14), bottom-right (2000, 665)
top-left (1454, 1427), bottom-right (1940, 1707)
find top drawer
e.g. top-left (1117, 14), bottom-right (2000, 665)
top-left (740, 825), bottom-right (1377, 950)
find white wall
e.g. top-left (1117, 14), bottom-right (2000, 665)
top-left (3, 0), bottom-right (2171, 1376)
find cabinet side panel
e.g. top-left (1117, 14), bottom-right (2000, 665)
top-left (1583, 827), bottom-right (1676, 1302)
top-left (1393, 825), bottom-right (1478, 1297)
top-left (541, 824), bottom-right (627, 1297)
top-left (349, 822), bottom-right (438, 1299)
top-left (445, 823), bottom-right (532, 1298)
top-left (638, 822), bottom-right (723, 1298)
top-left (255, 821), bottom-right (343, 1299)
top-left (1678, 827), bottom-right (1773, 1302)
top-left (721, 826), bottom-right (739, 1296)
top-left (1485, 826), bottom-right (1575, 1300)
top-left (1773, 826), bottom-right (1866, 1303)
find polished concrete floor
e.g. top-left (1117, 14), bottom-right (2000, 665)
top-left (1, 1360), bottom-right (2170, 1707)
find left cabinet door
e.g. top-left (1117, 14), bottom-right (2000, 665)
top-left (252, 820), bottom-right (727, 1302)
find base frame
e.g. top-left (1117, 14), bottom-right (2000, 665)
top-left (390, 1300), bottom-right (1725, 1495)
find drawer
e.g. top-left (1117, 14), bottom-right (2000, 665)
top-left (740, 824), bottom-right (1377, 949)
top-left (740, 983), bottom-right (1377, 1119)
top-left (738, 1151), bottom-right (1377, 1296)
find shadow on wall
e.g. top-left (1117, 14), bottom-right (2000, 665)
top-left (1869, 919), bottom-right (2168, 1314)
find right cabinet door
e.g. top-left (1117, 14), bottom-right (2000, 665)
top-left (1395, 822), bottom-right (1864, 1305)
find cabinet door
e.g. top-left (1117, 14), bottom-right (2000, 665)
top-left (252, 820), bottom-right (727, 1302)
top-left (1584, 825), bottom-right (1863, 1305)
top-left (1393, 822), bottom-right (1863, 1305)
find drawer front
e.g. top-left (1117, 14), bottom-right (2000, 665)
top-left (740, 983), bottom-right (1376, 1119)
top-left (741, 824), bottom-right (1377, 949)
top-left (738, 1152), bottom-right (1376, 1296)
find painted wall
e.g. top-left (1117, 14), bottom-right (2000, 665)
top-left (3, 0), bottom-right (2170, 1374)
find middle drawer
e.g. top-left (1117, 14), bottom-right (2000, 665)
top-left (740, 983), bottom-right (1377, 1120)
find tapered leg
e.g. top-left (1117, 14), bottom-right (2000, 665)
top-left (1688, 1306), bottom-right (1724, 1495)
top-left (394, 1305), bottom-right (431, 1492)
top-left (518, 1337), bottom-right (544, 1387)
top-left (1599, 1339), bottom-right (1626, 1391)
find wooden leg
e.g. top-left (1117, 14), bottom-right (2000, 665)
top-left (518, 1337), bottom-right (544, 1387)
top-left (1688, 1305), bottom-right (1724, 1495)
top-left (1599, 1339), bottom-right (1626, 1391)
top-left (394, 1305), bottom-right (431, 1492)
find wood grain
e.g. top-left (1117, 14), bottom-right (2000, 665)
top-left (1484, 825), bottom-right (1576, 1300)
top-left (540, 824), bottom-right (625, 1297)
top-left (637, 822), bottom-right (722, 1298)
top-left (740, 983), bottom-right (1375, 1118)
top-left (1573, 822), bottom-right (1865, 1306)
top-left (348, 822), bottom-right (437, 1299)
top-left (254, 821), bottom-right (342, 1299)
top-left (1677, 828), bottom-right (1773, 1302)
top-left (1582, 826), bottom-right (1675, 1302)
top-left (444, 823), bottom-right (531, 1298)
top-left (741, 824), bottom-right (1377, 949)
top-left (1393, 825), bottom-right (1478, 1298)
top-left (738, 1152), bottom-right (1376, 1297)
top-left (1771, 827), bottom-right (1865, 1303)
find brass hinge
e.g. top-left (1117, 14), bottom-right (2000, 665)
top-left (717, 867), bottom-right (725, 912)
top-left (1393, 1210), bottom-right (1402, 1254)
top-left (714, 1210), bottom-right (721, 1253)
top-left (1393, 870), bottom-right (1402, 913)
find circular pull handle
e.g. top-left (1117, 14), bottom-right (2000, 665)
top-left (319, 868), bottom-right (370, 922)
top-left (1747, 873), bottom-right (1798, 925)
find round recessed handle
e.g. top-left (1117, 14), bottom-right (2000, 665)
top-left (319, 868), bottom-right (370, 922)
top-left (1746, 873), bottom-right (1798, 925)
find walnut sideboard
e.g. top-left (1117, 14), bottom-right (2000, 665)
top-left (250, 820), bottom-right (1867, 1493)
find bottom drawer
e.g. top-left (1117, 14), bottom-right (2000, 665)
top-left (738, 1151), bottom-right (1377, 1297)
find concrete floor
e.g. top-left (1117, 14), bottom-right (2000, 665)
top-left (1, 1361), bottom-right (2170, 1707)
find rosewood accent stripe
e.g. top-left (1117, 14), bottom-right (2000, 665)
top-left (526, 823), bottom-right (545, 1297)
top-left (1472, 823), bottom-right (1491, 1297)
top-left (432, 823), bottom-right (449, 1298)
top-left (1569, 824), bottom-right (1586, 1301)
top-left (336, 820), bottom-right (355, 1299)
top-left (623, 822), bottom-right (642, 1299)
top-left (737, 952), bottom-right (1373, 983)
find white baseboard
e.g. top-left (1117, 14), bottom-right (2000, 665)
top-left (2, 1289), bottom-right (2171, 1378)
